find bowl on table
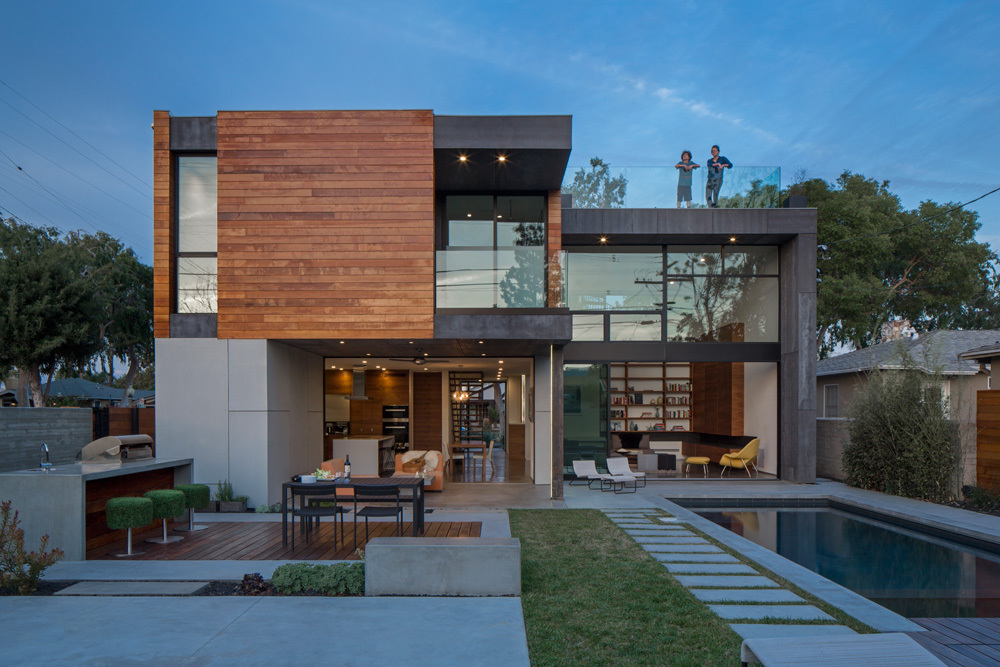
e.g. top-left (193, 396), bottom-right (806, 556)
top-left (300, 474), bottom-right (317, 484)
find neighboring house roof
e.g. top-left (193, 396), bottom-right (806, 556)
top-left (6, 378), bottom-right (156, 402)
top-left (817, 330), bottom-right (1000, 377)
top-left (958, 341), bottom-right (1000, 362)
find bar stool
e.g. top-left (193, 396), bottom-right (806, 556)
top-left (173, 484), bottom-right (211, 532)
top-left (143, 489), bottom-right (186, 544)
top-left (106, 497), bottom-right (153, 557)
top-left (685, 456), bottom-right (711, 477)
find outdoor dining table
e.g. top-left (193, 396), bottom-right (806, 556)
top-left (281, 475), bottom-right (426, 546)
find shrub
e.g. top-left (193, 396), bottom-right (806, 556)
top-left (0, 500), bottom-right (64, 594)
top-left (215, 480), bottom-right (235, 502)
top-left (240, 572), bottom-right (270, 596)
top-left (962, 485), bottom-right (1000, 513)
top-left (270, 562), bottom-right (365, 596)
top-left (255, 502), bottom-right (282, 514)
top-left (843, 351), bottom-right (958, 502)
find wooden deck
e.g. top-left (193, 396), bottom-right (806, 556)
top-left (86, 520), bottom-right (481, 561)
top-left (909, 618), bottom-right (1000, 666)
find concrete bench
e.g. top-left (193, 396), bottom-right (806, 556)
top-left (365, 537), bottom-right (521, 597)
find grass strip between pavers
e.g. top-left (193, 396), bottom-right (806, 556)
top-left (509, 509), bottom-right (740, 667)
top-left (602, 511), bottom-right (877, 634)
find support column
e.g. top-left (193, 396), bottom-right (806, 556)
top-left (551, 345), bottom-right (565, 499)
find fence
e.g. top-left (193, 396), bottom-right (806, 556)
top-left (93, 407), bottom-right (156, 455)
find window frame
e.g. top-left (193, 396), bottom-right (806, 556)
top-left (823, 384), bottom-right (839, 418)
top-left (173, 152), bottom-right (218, 314)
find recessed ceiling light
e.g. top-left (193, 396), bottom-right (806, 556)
top-left (467, 213), bottom-right (472, 217)
top-left (699, 257), bottom-right (706, 263)
top-left (599, 236), bottom-right (607, 243)
top-left (376, 365), bottom-right (381, 369)
top-left (408, 341), bottom-right (414, 344)
top-left (362, 360), bottom-right (367, 364)
top-left (478, 340), bottom-right (483, 344)
top-left (729, 236), bottom-right (737, 243)
top-left (482, 353), bottom-right (486, 356)
top-left (497, 215), bottom-right (502, 219)
top-left (423, 352), bottom-right (428, 356)
top-left (499, 360), bottom-right (504, 364)
top-left (497, 155), bottom-right (506, 162)
top-left (366, 353), bottom-right (371, 356)
top-left (339, 340), bottom-right (345, 344)
top-left (459, 155), bottom-right (467, 162)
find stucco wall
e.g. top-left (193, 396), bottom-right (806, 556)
top-left (0, 408), bottom-right (93, 473)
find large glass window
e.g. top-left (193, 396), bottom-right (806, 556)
top-left (176, 156), bottom-right (218, 313)
top-left (563, 364), bottom-right (608, 475)
top-left (666, 246), bottom-right (778, 342)
top-left (565, 249), bottom-right (662, 311)
top-left (437, 195), bottom-right (547, 308)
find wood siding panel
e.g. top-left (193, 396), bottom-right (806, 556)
top-left (978, 390), bottom-right (1000, 487)
top-left (412, 372), bottom-right (443, 451)
top-left (692, 362), bottom-right (745, 436)
top-left (547, 190), bottom-right (562, 306)
top-left (215, 110), bottom-right (435, 339)
top-left (152, 111), bottom-right (173, 338)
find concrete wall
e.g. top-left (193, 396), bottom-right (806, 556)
top-left (156, 338), bottom-right (323, 506)
top-left (816, 418), bottom-right (849, 480)
top-left (744, 363), bottom-right (778, 476)
top-left (0, 408), bottom-right (92, 473)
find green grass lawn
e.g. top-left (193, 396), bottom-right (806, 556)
top-left (509, 509), bottom-right (741, 666)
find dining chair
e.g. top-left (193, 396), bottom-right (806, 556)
top-left (353, 484), bottom-right (403, 549)
top-left (470, 440), bottom-right (495, 480)
top-left (291, 485), bottom-right (348, 551)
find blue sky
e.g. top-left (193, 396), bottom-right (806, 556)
top-left (2, 1), bottom-right (998, 264)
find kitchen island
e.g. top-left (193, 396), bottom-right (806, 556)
top-left (330, 435), bottom-right (395, 476)
top-left (0, 457), bottom-right (193, 560)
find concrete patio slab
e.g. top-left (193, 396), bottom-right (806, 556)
top-left (631, 536), bottom-right (708, 544)
top-left (55, 581), bottom-right (208, 596)
top-left (650, 553), bottom-right (739, 563)
top-left (640, 544), bottom-right (724, 553)
top-left (44, 560), bottom-right (347, 581)
top-left (709, 604), bottom-right (835, 621)
top-left (676, 575), bottom-right (780, 588)
top-left (663, 563), bottom-right (757, 574)
top-left (729, 624), bottom-right (857, 640)
top-left (692, 589), bottom-right (804, 603)
top-left (0, 596), bottom-right (530, 666)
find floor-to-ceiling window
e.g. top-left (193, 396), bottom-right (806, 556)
top-left (563, 363), bottom-right (608, 473)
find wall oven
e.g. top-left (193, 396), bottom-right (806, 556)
top-left (382, 405), bottom-right (409, 446)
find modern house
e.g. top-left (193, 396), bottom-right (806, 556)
top-left (153, 110), bottom-right (817, 506)
top-left (816, 329), bottom-right (1000, 484)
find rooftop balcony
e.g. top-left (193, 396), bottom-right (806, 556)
top-left (562, 166), bottom-right (781, 209)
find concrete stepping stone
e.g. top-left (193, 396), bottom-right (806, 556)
top-left (729, 624), bottom-right (857, 640)
top-left (55, 581), bottom-right (209, 596)
top-left (708, 605), bottom-right (835, 621)
top-left (676, 575), bottom-right (780, 588)
top-left (625, 529), bottom-right (694, 537)
top-left (641, 544), bottom-right (724, 553)
top-left (633, 536), bottom-right (708, 544)
top-left (664, 563), bottom-right (757, 575)
top-left (651, 553), bottom-right (740, 563)
top-left (692, 589), bottom-right (804, 603)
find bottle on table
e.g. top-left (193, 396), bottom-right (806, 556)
top-left (344, 455), bottom-right (351, 481)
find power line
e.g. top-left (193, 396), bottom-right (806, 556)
top-left (0, 79), bottom-right (152, 191)
top-left (0, 128), bottom-right (152, 220)
top-left (822, 185), bottom-right (1000, 248)
top-left (0, 95), bottom-right (150, 199)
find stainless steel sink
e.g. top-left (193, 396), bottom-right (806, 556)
top-left (21, 467), bottom-right (60, 473)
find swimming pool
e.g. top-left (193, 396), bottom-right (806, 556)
top-left (695, 506), bottom-right (1000, 618)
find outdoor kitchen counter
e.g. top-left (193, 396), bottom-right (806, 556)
top-left (0, 457), bottom-right (193, 560)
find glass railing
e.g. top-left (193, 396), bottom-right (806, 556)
top-left (562, 165), bottom-right (781, 209)
top-left (436, 249), bottom-right (567, 309)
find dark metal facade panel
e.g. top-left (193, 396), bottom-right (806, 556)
top-left (563, 342), bottom-right (781, 363)
top-left (170, 117), bottom-right (217, 151)
top-left (434, 148), bottom-right (571, 191)
top-left (169, 313), bottom-right (218, 338)
top-left (434, 115), bottom-right (572, 149)
top-left (434, 311), bottom-right (572, 344)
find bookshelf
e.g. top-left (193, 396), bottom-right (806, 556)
top-left (609, 362), bottom-right (692, 434)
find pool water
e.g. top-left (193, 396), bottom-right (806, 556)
top-left (696, 507), bottom-right (1000, 618)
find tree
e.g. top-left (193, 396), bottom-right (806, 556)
top-left (563, 157), bottom-right (627, 208)
top-left (0, 219), bottom-right (102, 406)
top-left (787, 173), bottom-right (997, 356)
top-left (499, 221), bottom-right (547, 308)
top-left (72, 231), bottom-right (153, 405)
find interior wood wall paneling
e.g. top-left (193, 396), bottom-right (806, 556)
top-left (152, 111), bottom-right (173, 338)
top-left (691, 362), bottom-right (745, 436)
top-left (324, 369), bottom-right (353, 394)
top-left (216, 110), bottom-right (435, 340)
top-left (977, 390), bottom-right (1000, 487)
top-left (508, 423), bottom-right (526, 459)
top-left (412, 372), bottom-right (443, 451)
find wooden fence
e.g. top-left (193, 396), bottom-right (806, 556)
top-left (92, 407), bottom-right (156, 455)
top-left (977, 390), bottom-right (1000, 488)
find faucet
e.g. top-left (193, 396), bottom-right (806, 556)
top-left (40, 443), bottom-right (51, 471)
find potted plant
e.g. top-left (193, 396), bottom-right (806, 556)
top-left (216, 480), bottom-right (248, 513)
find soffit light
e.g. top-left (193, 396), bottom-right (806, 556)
top-left (459, 155), bottom-right (467, 162)
top-left (599, 236), bottom-right (607, 244)
top-left (729, 236), bottom-right (737, 243)
top-left (497, 155), bottom-right (506, 162)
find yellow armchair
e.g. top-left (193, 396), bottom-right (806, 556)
top-left (719, 438), bottom-right (760, 478)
